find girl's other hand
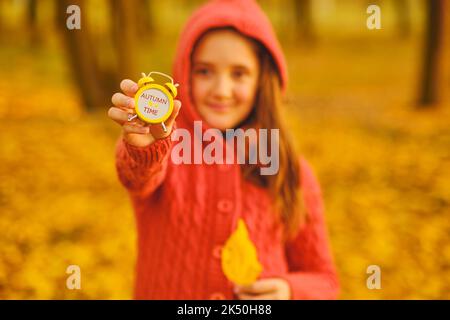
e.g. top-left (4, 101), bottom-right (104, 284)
top-left (235, 278), bottom-right (291, 300)
top-left (108, 79), bottom-right (182, 147)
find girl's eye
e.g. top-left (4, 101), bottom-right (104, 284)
top-left (232, 69), bottom-right (247, 80)
top-left (194, 68), bottom-right (211, 76)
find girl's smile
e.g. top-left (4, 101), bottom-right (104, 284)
top-left (206, 101), bottom-right (231, 113)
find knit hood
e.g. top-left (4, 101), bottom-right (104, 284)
top-left (172, 0), bottom-right (288, 131)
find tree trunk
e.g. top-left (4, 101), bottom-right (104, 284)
top-left (294, 0), bottom-right (315, 42)
top-left (27, 0), bottom-right (40, 45)
top-left (138, 0), bottom-right (153, 35)
top-left (394, 0), bottom-right (411, 38)
top-left (110, 0), bottom-right (139, 81)
top-left (418, 0), bottom-right (444, 107)
top-left (56, 0), bottom-right (109, 111)
top-left (0, 0), bottom-right (3, 40)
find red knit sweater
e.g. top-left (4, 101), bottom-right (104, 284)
top-left (115, 0), bottom-right (339, 300)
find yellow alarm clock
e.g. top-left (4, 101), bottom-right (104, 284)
top-left (128, 71), bottom-right (179, 132)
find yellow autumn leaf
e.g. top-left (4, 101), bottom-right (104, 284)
top-left (221, 218), bottom-right (263, 286)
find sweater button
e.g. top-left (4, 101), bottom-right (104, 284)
top-left (212, 245), bottom-right (222, 259)
top-left (209, 292), bottom-right (226, 300)
top-left (217, 199), bottom-right (233, 212)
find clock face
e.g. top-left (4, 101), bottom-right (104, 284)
top-left (135, 85), bottom-right (173, 123)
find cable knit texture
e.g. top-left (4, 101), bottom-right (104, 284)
top-left (115, 0), bottom-right (339, 300)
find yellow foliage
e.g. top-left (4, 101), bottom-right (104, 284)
top-left (0, 32), bottom-right (449, 299)
top-left (221, 219), bottom-right (263, 286)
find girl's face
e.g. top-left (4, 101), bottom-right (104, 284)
top-left (191, 29), bottom-right (260, 131)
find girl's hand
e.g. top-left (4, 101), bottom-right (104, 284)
top-left (235, 278), bottom-right (291, 300)
top-left (107, 79), bottom-right (182, 147)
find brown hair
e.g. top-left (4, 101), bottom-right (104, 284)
top-left (241, 39), bottom-right (306, 242)
top-left (192, 27), bottom-right (306, 242)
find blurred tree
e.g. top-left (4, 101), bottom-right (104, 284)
top-left (109, 0), bottom-right (139, 80)
top-left (418, 0), bottom-right (444, 106)
top-left (393, 0), bottom-right (411, 38)
top-left (293, 0), bottom-right (315, 42)
top-left (27, 0), bottom-right (40, 45)
top-left (137, 0), bottom-right (154, 34)
top-left (55, 0), bottom-right (151, 111)
top-left (0, 1), bottom-right (3, 39)
top-left (56, 0), bottom-right (110, 111)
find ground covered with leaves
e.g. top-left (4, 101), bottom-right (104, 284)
top-left (0, 33), bottom-right (449, 299)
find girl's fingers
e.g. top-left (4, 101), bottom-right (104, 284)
top-left (108, 106), bottom-right (138, 125)
top-left (108, 107), bottom-right (144, 127)
top-left (237, 293), bottom-right (276, 300)
top-left (148, 100), bottom-right (181, 138)
top-left (236, 280), bottom-right (277, 294)
top-left (108, 106), bottom-right (128, 125)
top-left (109, 95), bottom-right (181, 138)
top-left (112, 92), bottom-right (134, 110)
top-left (163, 100), bottom-right (182, 128)
top-left (123, 124), bottom-right (150, 135)
top-left (120, 79), bottom-right (139, 97)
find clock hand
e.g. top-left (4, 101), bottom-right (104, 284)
top-left (127, 113), bottom-right (138, 122)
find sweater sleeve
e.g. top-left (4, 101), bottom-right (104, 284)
top-left (281, 158), bottom-right (340, 300)
top-left (115, 133), bottom-right (173, 199)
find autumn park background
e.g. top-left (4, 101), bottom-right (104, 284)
top-left (0, 0), bottom-right (449, 299)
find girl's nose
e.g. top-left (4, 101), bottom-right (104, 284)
top-left (213, 75), bottom-right (233, 100)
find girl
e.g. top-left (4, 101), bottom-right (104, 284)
top-left (107, 0), bottom-right (339, 300)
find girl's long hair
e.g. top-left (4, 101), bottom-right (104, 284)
top-left (241, 39), bottom-right (306, 242)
